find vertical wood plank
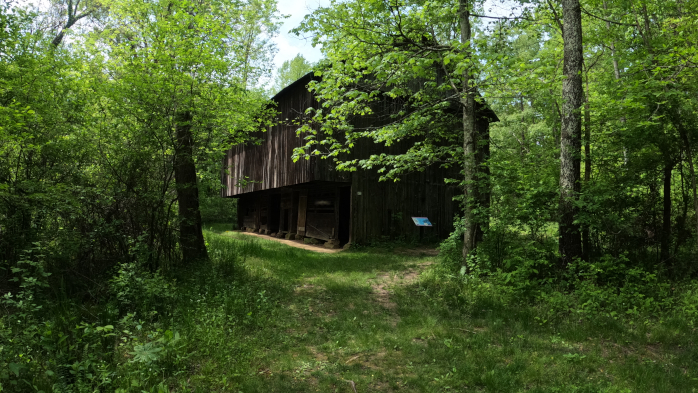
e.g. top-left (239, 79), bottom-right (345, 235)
top-left (334, 186), bottom-right (340, 239)
top-left (297, 189), bottom-right (308, 236)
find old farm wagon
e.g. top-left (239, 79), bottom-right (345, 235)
top-left (221, 72), bottom-right (498, 248)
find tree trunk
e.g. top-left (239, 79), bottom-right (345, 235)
top-left (474, 118), bottom-right (491, 245)
top-left (678, 127), bottom-right (698, 251)
top-left (459, 0), bottom-right (477, 268)
top-left (660, 163), bottom-right (673, 265)
top-left (582, 77), bottom-right (591, 261)
top-left (51, 0), bottom-right (91, 47)
top-left (559, 0), bottom-right (584, 266)
top-left (602, 2), bottom-right (628, 165)
top-left (52, 31), bottom-right (67, 47)
top-left (174, 111), bottom-right (208, 262)
top-left (675, 162), bottom-right (689, 256)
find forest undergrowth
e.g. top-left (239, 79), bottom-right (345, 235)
top-left (2, 227), bottom-right (697, 392)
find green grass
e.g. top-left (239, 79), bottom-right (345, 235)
top-left (204, 222), bottom-right (237, 234)
top-left (167, 230), bottom-right (698, 392)
top-left (4, 229), bottom-right (693, 391)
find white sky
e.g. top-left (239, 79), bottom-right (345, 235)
top-left (273, 0), bottom-right (330, 69)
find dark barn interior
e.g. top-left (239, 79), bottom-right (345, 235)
top-left (237, 184), bottom-right (351, 245)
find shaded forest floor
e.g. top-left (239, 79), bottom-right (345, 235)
top-left (179, 228), bottom-right (698, 392)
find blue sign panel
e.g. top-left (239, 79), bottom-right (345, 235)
top-left (411, 217), bottom-right (432, 227)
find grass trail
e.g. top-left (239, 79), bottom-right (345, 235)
top-left (196, 228), bottom-right (697, 392)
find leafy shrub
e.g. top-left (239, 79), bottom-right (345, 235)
top-left (110, 263), bottom-right (176, 317)
top-left (2, 243), bottom-right (51, 315)
top-left (437, 228), bottom-right (689, 321)
top-left (0, 306), bottom-right (119, 392)
top-left (675, 282), bottom-right (698, 327)
top-left (437, 217), bottom-right (466, 272)
top-left (559, 255), bottom-right (674, 318)
top-left (112, 313), bottom-right (187, 391)
top-left (440, 219), bottom-right (559, 296)
top-left (200, 191), bottom-right (237, 224)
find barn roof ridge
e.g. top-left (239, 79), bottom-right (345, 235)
top-left (271, 71), bottom-right (317, 102)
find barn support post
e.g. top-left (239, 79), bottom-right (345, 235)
top-left (297, 189), bottom-right (308, 239)
top-left (291, 190), bottom-right (299, 231)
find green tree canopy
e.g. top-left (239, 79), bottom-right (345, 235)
top-left (272, 53), bottom-right (314, 93)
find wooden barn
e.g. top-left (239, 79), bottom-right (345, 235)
top-left (221, 72), bottom-right (498, 248)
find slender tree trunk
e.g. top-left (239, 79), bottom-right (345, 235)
top-left (474, 118), bottom-right (491, 245)
top-left (51, 0), bottom-right (91, 47)
top-left (174, 111), bottom-right (208, 262)
top-left (559, 0), bottom-right (584, 266)
top-left (583, 82), bottom-right (591, 184)
top-left (603, 2), bottom-right (628, 165)
top-left (675, 162), bottom-right (689, 256)
top-left (660, 163), bottom-right (673, 265)
top-left (602, 2), bottom-right (622, 81)
top-left (679, 130), bottom-right (698, 250)
top-left (582, 75), bottom-right (591, 261)
top-left (519, 96), bottom-right (527, 155)
top-left (459, 0), bottom-right (477, 268)
top-left (241, 39), bottom-right (252, 89)
top-left (611, 49), bottom-right (629, 166)
top-left (52, 31), bottom-right (67, 47)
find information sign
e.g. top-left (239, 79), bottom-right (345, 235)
top-left (411, 217), bottom-right (432, 227)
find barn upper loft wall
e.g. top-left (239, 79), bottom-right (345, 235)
top-left (221, 72), bottom-right (351, 197)
top-left (222, 71), bottom-right (498, 197)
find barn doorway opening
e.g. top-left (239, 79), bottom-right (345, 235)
top-left (281, 209), bottom-right (290, 232)
top-left (338, 186), bottom-right (351, 246)
top-left (269, 194), bottom-right (280, 233)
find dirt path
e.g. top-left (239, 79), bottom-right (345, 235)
top-left (370, 261), bottom-right (434, 326)
top-left (239, 246), bottom-right (439, 392)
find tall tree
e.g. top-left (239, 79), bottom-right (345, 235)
top-left (174, 111), bottom-right (208, 262)
top-left (459, 0), bottom-right (479, 265)
top-left (238, 0), bottom-right (279, 88)
top-left (50, 0), bottom-right (106, 46)
top-left (295, 0), bottom-right (493, 263)
top-left (90, 0), bottom-right (280, 262)
top-left (272, 53), bottom-right (314, 93)
top-left (558, 0), bottom-right (584, 266)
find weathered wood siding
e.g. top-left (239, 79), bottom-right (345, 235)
top-left (222, 75), bottom-right (350, 197)
top-left (347, 142), bottom-right (461, 242)
top-left (224, 72), bottom-right (497, 244)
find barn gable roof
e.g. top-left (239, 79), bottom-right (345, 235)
top-left (272, 72), bottom-right (318, 102)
